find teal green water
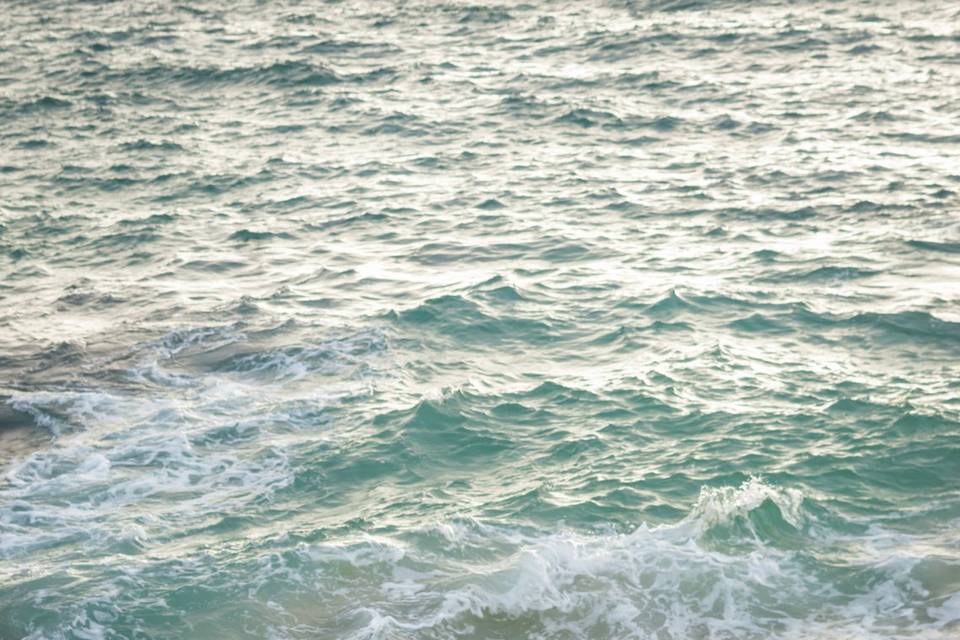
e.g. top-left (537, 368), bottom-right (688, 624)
top-left (2, 1), bottom-right (960, 638)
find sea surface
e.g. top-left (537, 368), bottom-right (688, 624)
top-left (2, 1), bottom-right (960, 638)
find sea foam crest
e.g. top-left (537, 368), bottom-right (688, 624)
top-left (151, 323), bottom-right (247, 359)
top-left (332, 480), bottom-right (958, 640)
top-left (6, 390), bottom-right (123, 435)
top-left (315, 481), bottom-right (822, 640)
top-left (683, 476), bottom-right (807, 533)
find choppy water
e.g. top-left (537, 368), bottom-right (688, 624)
top-left (2, 0), bottom-right (960, 638)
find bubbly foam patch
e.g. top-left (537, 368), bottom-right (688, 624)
top-left (684, 476), bottom-right (807, 533)
top-left (222, 480), bottom-right (958, 640)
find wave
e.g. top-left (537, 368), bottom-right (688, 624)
top-left (149, 323), bottom-right (248, 359)
top-left (680, 477), bottom-right (807, 541)
top-left (1, 95), bottom-right (72, 117)
top-left (798, 309), bottom-right (960, 344)
top-left (207, 330), bottom-right (388, 382)
top-left (631, 289), bottom-right (960, 346)
top-left (124, 61), bottom-right (341, 88)
top-left (117, 139), bottom-right (184, 153)
top-left (906, 239), bottom-right (960, 254)
top-left (228, 229), bottom-right (295, 242)
top-left (389, 294), bottom-right (552, 343)
top-left (181, 479), bottom-right (956, 640)
top-left (4, 390), bottom-right (122, 435)
top-left (758, 265), bottom-right (881, 283)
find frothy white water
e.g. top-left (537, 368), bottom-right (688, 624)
top-left (220, 480), bottom-right (959, 640)
top-left (0, 325), bottom-right (390, 567)
top-left (7, 390), bottom-right (128, 436)
top-left (686, 476), bottom-right (806, 532)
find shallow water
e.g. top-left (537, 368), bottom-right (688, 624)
top-left (2, 0), bottom-right (960, 638)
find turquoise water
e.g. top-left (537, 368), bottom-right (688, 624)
top-left (2, 0), bottom-right (960, 638)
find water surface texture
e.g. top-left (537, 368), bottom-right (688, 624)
top-left (2, 0), bottom-right (960, 638)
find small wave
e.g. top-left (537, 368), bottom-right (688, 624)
top-left (554, 108), bottom-right (622, 128)
top-left (4, 95), bottom-right (72, 116)
top-left (117, 139), bottom-right (183, 152)
top-left (726, 312), bottom-right (792, 334)
top-left (117, 213), bottom-right (177, 227)
top-left (884, 132), bottom-right (960, 145)
top-left (306, 212), bottom-right (389, 231)
top-left (299, 39), bottom-right (400, 56)
top-left (453, 6), bottom-right (512, 24)
top-left (906, 239), bottom-right (960, 254)
top-left (467, 274), bottom-right (526, 302)
top-left (148, 324), bottom-right (247, 359)
top-left (209, 330), bottom-right (387, 382)
top-left (799, 309), bottom-right (960, 344)
top-left (642, 288), bottom-right (695, 318)
top-left (5, 390), bottom-right (120, 435)
top-left (387, 399), bottom-right (515, 460)
top-left (25, 339), bottom-right (89, 373)
top-left (759, 265), bottom-right (881, 283)
top-left (228, 229), bottom-right (295, 242)
top-left (476, 198), bottom-right (504, 210)
top-left (390, 295), bottom-right (552, 342)
top-left (129, 60), bottom-right (343, 88)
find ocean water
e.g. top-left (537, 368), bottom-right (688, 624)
top-left (2, 0), bottom-right (960, 638)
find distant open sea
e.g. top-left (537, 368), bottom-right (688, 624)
top-left (2, 0), bottom-right (959, 638)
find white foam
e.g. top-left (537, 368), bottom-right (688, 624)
top-left (7, 390), bottom-right (122, 435)
top-left (683, 475), bottom-right (807, 533)
top-left (152, 323), bottom-right (247, 359)
top-left (259, 482), bottom-right (959, 640)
